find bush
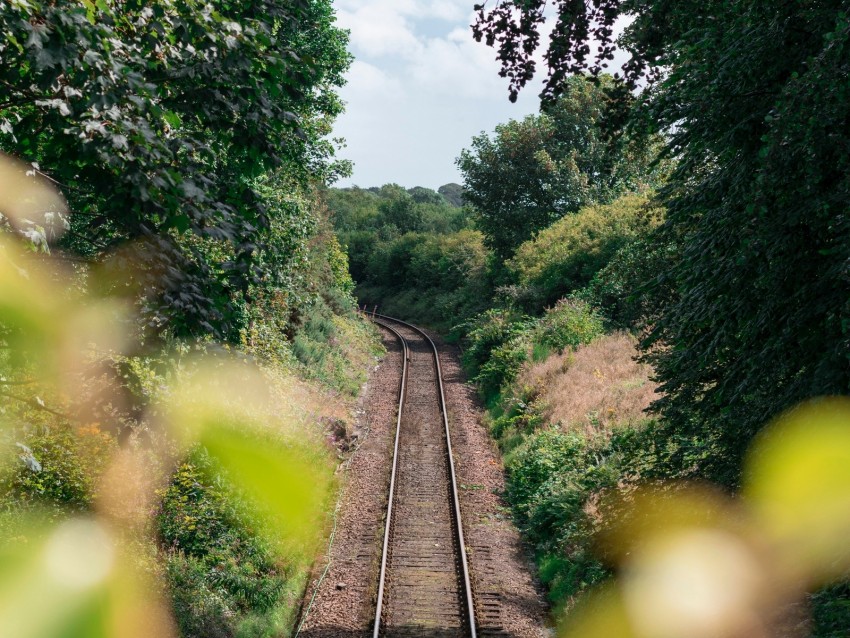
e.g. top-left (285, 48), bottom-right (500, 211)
top-left (354, 229), bottom-right (493, 332)
top-left (502, 427), bottom-right (618, 608)
top-left (505, 429), bottom-right (588, 525)
top-left (812, 583), bottom-right (850, 638)
top-left (1, 423), bottom-right (115, 515)
top-left (473, 336), bottom-right (530, 405)
top-left (462, 308), bottom-right (530, 375)
top-left (481, 311), bottom-right (668, 616)
top-left (508, 195), bottom-right (662, 312)
top-left (576, 230), bottom-right (674, 329)
top-left (531, 299), bottom-right (604, 353)
top-left (463, 300), bottom-right (603, 406)
top-left (158, 451), bottom-right (293, 638)
top-left (501, 421), bottom-right (667, 610)
top-left (489, 384), bottom-right (547, 443)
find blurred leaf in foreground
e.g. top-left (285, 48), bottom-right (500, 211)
top-left (745, 397), bottom-right (850, 585)
top-left (0, 234), bottom-right (129, 402)
top-left (560, 397), bottom-right (850, 637)
top-left (164, 358), bottom-right (334, 558)
top-left (559, 585), bottom-right (636, 638)
top-left (0, 515), bottom-right (175, 638)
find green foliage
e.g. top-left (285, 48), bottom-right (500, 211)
top-left (508, 195), bottom-right (662, 312)
top-left (495, 404), bottom-right (668, 610)
top-left (159, 452), bottom-right (293, 638)
top-left (377, 188), bottom-right (424, 234)
top-left (489, 385), bottom-right (547, 446)
top-left (327, 183), bottom-right (476, 298)
top-left (0, 2), bottom-right (380, 635)
top-left (237, 187), bottom-right (376, 396)
top-left (0, 182), bottom-right (380, 638)
top-left (407, 186), bottom-right (447, 206)
top-left (1, 424), bottom-right (115, 515)
top-left (0, 0), bottom-right (351, 337)
top-left (532, 299), bottom-right (604, 353)
top-left (328, 184), bottom-right (472, 238)
top-left (637, 2), bottom-right (850, 488)
top-left (462, 308), bottom-right (530, 379)
top-left (505, 429), bottom-right (589, 526)
top-left (474, 0), bottom-right (850, 496)
top-left (474, 337), bottom-right (530, 407)
top-left (575, 229), bottom-right (673, 330)
top-left (457, 76), bottom-right (664, 259)
top-left (812, 584), bottom-right (850, 638)
top-left (340, 215), bottom-right (491, 333)
top-left (500, 423), bottom-right (631, 606)
top-left (463, 300), bottom-right (603, 405)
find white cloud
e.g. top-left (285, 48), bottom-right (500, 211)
top-left (341, 60), bottom-right (404, 101)
top-left (332, 2), bottom-right (558, 187)
top-left (336, 7), bottom-right (422, 58)
top-left (336, 0), bottom-right (467, 21)
top-left (417, 1), bottom-right (466, 21)
top-left (405, 23), bottom-right (521, 99)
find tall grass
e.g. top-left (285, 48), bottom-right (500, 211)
top-left (518, 332), bottom-right (658, 436)
top-left (487, 331), bottom-right (662, 616)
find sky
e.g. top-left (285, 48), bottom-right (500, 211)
top-left (331, 0), bottom-right (550, 190)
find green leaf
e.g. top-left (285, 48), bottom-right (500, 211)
top-left (199, 424), bottom-right (331, 554)
top-left (6, 33), bottom-right (24, 53)
top-left (162, 110), bottom-right (182, 129)
top-left (80, 0), bottom-right (96, 24)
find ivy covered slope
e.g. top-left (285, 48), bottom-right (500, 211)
top-left (0, 1), bottom-right (383, 636)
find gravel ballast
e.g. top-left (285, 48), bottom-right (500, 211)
top-left (297, 324), bottom-right (549, 637)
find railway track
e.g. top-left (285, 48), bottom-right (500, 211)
top-left (371, 314), bottom-right (477, 638)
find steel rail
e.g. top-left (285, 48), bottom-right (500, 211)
top-left (371, 313), bottom-right (478, 638)
top-left (371, 318), bottom-right (409, 638)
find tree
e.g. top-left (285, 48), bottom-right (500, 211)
top-left (457, 75), bottom-right (661, 259)
top-left (0, 0), bottom-right (350, 338)
top-left (376, 186), bottom-right (424, 234)
top-left (437, 183), bottom-right (464, 207)
top-left (474, 0), bottom-right (850, 486)
top-left (407, 186), bottom-right (446, 206)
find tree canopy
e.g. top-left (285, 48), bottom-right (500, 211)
top-left (0, 0), bottom-right (350, 338)
top-left (457, 75), bottom-right (662, 259)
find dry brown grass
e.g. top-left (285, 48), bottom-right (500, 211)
top-left (519, 332), bottom-right (658, 436)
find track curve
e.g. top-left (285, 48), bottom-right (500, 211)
top-left (371, 314), bottom-right (477, 638)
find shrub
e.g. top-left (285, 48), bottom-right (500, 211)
top-left (1, 423), bottom-right (116, 515)
top-left (505, 429), bottom-right (588, 524)
top-left (531, 298), bottom-right (604, 353)
top-left (353, 229), bottom-right (492, 332)
top-left (462, 308), bottom-right (530, 376)
top-left (463, 300), bottom-right (603, 406)
top-left (509, 195), bottom-right (662, 312)
top-left (503, 424), bottom-right (650, 610)
top-left (811, 583), bottom-right (850, 638)
top-left (490, 384), bottom-right (547, 443)
top-left (576, 230), bottom-right (675, 329)
top-left (473, 336), bottom-right (530, 405)
top-left (487, 320), bottom-right (667, 616)
top-left (158, 450), bottom-right (292, 638)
